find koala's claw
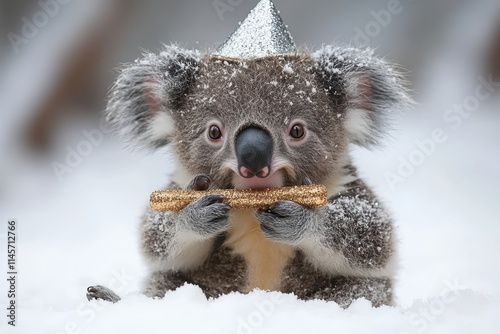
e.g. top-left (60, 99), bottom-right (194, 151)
top-left (196, 194), bottom-right (225, 206)
top-left (180, 194), bottom-right (231, 236)
top-left (186, 174), bottom-right (211, 191)
top-left (260, 201), bottom-right (300, 217)
top-left (86, 285), bottom-right (121, 303)
top-left (257, 201), bottom-right (311, 243)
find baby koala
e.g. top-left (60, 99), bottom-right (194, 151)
top-left (87, 0), bottom-right (411, 308)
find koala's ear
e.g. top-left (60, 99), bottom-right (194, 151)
top-left (312, 45), bottom-right (413, 147)
top-left (104, 45), bottom-right (200, 151)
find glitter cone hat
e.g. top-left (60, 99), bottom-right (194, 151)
top-left (212, 0), bottom-right (297, 60)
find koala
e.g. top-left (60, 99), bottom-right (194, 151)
top-left (87, 43), bottom-right (411, 308)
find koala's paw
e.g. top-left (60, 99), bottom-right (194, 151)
top-left (86, 285), bottom-right (121, 303)
top-left (179, 175), bottom-right (231, 236)
top-left (256, 201), bottom-right (312, 243)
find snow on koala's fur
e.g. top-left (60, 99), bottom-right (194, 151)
top-left (90, 43), bottom-right (412, 308)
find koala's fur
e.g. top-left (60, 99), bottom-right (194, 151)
top-left (87, 44), bottom-right (412, 308)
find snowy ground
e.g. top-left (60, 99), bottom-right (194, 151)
top-left (2, 10), bottom-right (500, 327)
top-left (1, 91), bottom-right (500, 333)
top-left (1, 0), bottom-right (500, 332)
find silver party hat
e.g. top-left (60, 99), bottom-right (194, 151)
top-left (213, 0), bottom-right (297, 60)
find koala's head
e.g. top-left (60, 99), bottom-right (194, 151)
top-left (105, 45), bottom-right (411, 189)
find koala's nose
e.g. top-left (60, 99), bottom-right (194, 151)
top-left (235, 126), bottom-right (273, 179)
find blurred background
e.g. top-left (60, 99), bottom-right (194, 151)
top-left (1, 0), bottom-right (500, 318)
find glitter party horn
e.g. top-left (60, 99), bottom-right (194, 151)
top-left (150, 185), bottom-right (327, 212)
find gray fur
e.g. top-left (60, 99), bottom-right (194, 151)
top-left (256, 200), bottom-right (314, 243)
top-left (143, 271), bottom-right (190, 298)
top-left (140, 179), bottom-right (230, 270)
top-left (281, 251), bottom-right (392, 307)
top-left (104, 45), bottom-right (200, 151)
top-left (256, 179), bottom-right (393, 268)
top-left (320, 179), bottom-right (394, 269)
top-left (172, 55), bottom-right (347, 188)
top-left (86, 285), bottom-right (121, 303)
top-left (177, 194), bottom-right (231, 237)
top-left (312, 45), bottom-right (413, 147)
top-left (143, 235), bottom-right (248, 299)
top-left (89, 44), bottom-right (412, 308)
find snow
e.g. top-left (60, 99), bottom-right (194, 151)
top-left (1, 95), bottom-right (499, 333)
top-left (9, 287), bottom-right (497, 334)
top-left (283, 64), bottom-right (294, 74)
top-left (2, 4), bottom-right (500, 331)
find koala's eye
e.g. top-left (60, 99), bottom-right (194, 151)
top-left (290, 124), bottom-right (305, 139)
top-left (208, 125), bottom-right (222, 140)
